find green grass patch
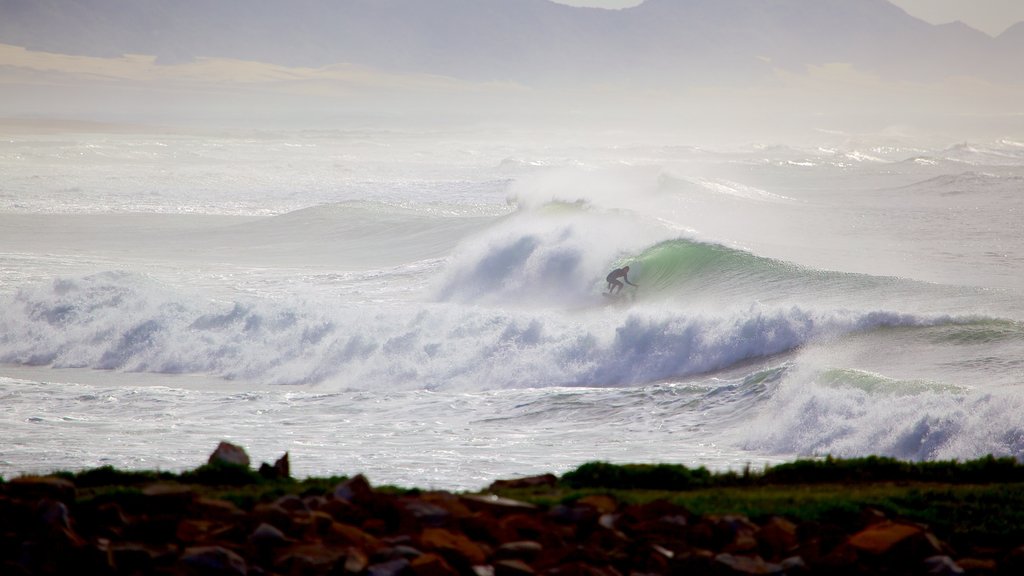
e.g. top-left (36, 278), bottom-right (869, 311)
top-left (561, 455), bottom-right (1024, 491)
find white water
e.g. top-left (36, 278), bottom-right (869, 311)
top-left (1, 127), bottom-right (1023, 490)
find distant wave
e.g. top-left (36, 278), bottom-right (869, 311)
top-left (743, 364), bottom-right (1024, 462)
top-left (899, 172), bottom-right (1024, 196)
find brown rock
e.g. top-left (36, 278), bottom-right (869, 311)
top-left (495, 540), bottom-right (544, 562)
top-left (107, 542), bottom-right (177, 573)
top-left (494, 558), bottom-right (536, 576)
top-left (6, 476), bottom-right (77, 503)
top-left (419, 527), bottom-right (489, 567)
top-left (714, 552), bottom-right (784, 575)
top-left (258, 452), bottom-right (291, 479)
top-left (366, 557), bottom-right (412, 576)
top-left (251, 502), bottom-right (295, 534)
top-left (273, 543), bottom-right (348, 574)
top-left (176, 519), bottom-right (222, 544)
top-left (141, 483), bottom-right (197, 514)
top-left (190, 497), bottom-right (245, 522)
top-left (757, 516), bottom-right (799, 560)
top-left (179, 545), bottom-right (247, 575)
top-left (847, 520), bottom-right (944, 560)
top-left (249, 522), bottom-right (290, 548)
top-left (956, 557), bottom-right (998, 573)
top-left (848, 520), bottom-right (923, 555)
top-left (323, 520), bottom-right (384, 550)
top-left (207, 441), bottom-right (250, 468)
top-left (335, 474), bottom-right (375, 503)
top-left (488, 474), bottom-right (557, 491)
top-left (498, 514), bottom-right (552, 544)
top-left (715, 515), bottom-right (761, 554)
top-left (923, 555), bottom-right (966, 575)
top-left (461, 494), bottom-right (538, 516)
top-left (410, 552), bottom-right (459, 576)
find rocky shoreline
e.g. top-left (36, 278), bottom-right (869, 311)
top-left (3, 443), bottom-right (1023, 575)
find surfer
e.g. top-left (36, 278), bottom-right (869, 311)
top-left (606, 266), bottom-right (637, 294)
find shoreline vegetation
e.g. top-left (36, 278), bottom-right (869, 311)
top-left (3, 443), bottom-right (1024, 574)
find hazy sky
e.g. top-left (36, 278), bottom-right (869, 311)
top-left (553, 0), bottom-right (1024, 36)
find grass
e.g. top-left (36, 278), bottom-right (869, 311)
top-left (16, 455), bottom-right (1024, 548)
top-left (498, 456), bottom-right (1024, 549)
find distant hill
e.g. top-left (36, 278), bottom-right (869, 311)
top-left (0, 0), bottom-right (1019, 86)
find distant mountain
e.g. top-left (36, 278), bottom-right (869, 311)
top-left (0, 0), bottom-right (1018, 86)
top-left (999, 22), bottom-right (1024, 54)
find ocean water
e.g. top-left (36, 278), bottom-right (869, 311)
top-left (1, 126), bottom-right (1023, 490)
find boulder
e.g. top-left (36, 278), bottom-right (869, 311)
top-left (493, 558), bottom-right (536, 576)
top-left (757, 516), bottom-right (799, 560)
top-left (495, 541), bottom-right (544, 562)
top-left (6, 476), bottom-right (76, 503)
top-left (923, 555), bottom-right (965, 575)
top-left (334, 474), bottom-right (374, 503)
top-left (366, 557), bottom-right (412, 576)
top-left (714, 553), bottom-right (784, 575)
top-left (258, 452), bottom-right (291, 479)
top-left (847, 520), bottom-right (943, 559)
top-left (419, 527), bottom-right (489, 567)
top-left (410, 552), bottom-right (459, 576)
top-left (179, 545), bottom-right (247, 575)
top-left (488, 474), bottom-right (557, 491)
top-left (207, 441), bottom-right (250, 468)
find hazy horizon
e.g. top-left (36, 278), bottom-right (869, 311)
top-left (0, 0), bottom-right (1021, 145)
top-left (554, 0), bottom-right (1024, 36)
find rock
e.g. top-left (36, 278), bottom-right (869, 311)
top-left (367, 557), bottom-right (412, 576)
top-left (191, 497), bottom-right (245, 521)
top-left (207, 441), bottom-right (250, 468)
top-left (498, 514), bottom-right (552, 544)
top-left (461, 494), bottom-right (538, 516)
top-left (399, 498), bottom-right (452, 528)
top-left (36, 499), bottom-right (71, 531)
top-left (714, 515), bottom-right (761, 554)
top-left (249, 522), bottom-right (289, 548)
top-left (847, 519), bottom-right (945, 566)
top-left (345, 547), bottom-right (371, 573)
top-left (956, 557), bottom-right (998, 573)
top-left (322, 520), bottom-right (384, 550)
top-left (714, 553), bottom-right (784, 575)
top-left (273, 494), bottom-right (309, 514)
top-left (250, 502), bottom-right (295, 534)
top-left (373, 544), bottom-right (424, 562)
top-left (410, 552), bottom-right (459, 576)
top-left (141, 483), bottom-right (197, 513)
top-left (847, 520), bottom-right (925, 556)
top-left (108, 542), bottom-right (177, 574)
top-left (1003, 545), bottom-right (1024, 573)
top-left (757, 516), bottom-right (799, 560)
top-left (495, 541), bottom-right (544, 562)
top-left (258, 452), bottom-right (290, 479)
top-left (488, 474), bottom-right (557, 491)
top-left (924, 555), bottom-right (965, 575)
top-left (6, 476), bottom-right (76, 503)
top-left (779, 555), bottom-right (809, 574)
top-left (334, 474), bottom-right (374, 503)
top-left (494, 558), bottom-right (536, 576)
top-left (419, 527), bottom-right (489, 567)
top-left (272, 543), bottom-right (347, 574)
top-left (179, 545), bottom-right (247, 575)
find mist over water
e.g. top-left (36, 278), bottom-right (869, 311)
top-left (1, 125), bottom-right (1023, 489)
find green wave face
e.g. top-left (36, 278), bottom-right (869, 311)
top-left (613, 238), bottom-right (802, 298)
